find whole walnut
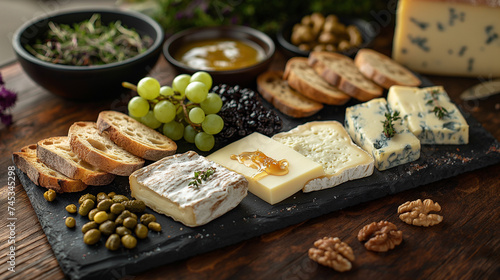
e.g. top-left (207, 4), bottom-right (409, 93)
top-left (308, 237), bottom-right (355, 272)
top-left (358, 221), bottom-right (403, 252)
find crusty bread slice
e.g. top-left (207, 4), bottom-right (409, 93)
top-left (308, 51), bottom-right (383, 101)
top-left (97, 111), bottom-right (177, 161)
top-left (257, 71), bottom-right (324, 118)
top-left (283, 57), bottom-right (351, 105)
top-left (13, 144), bottom-right (87, 193)
top-left (37, 136), bottom-right (115, 185)
top-left (69, 122), bottom-right (145, 176)
top-left (354, 48), bottom-right (421, 89)
top-left (272, 121), bottom-right (374, 192)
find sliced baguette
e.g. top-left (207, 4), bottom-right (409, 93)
top-left (283, 57), bottom-right (351, 105)
top-left (257, 71), bottom-right (324, 118)
top-left (37, 136), bottom-right (115, 185)
top-left (272, 121), bottom-right (374, 192)
top-left (308, 51), bottom-right (383, 101)
top-left (354, 48), bottom-right (421, 89)
top-left (97, 111), bottom-right (177, 161)
top-left (13, 144), bottom-right (87, 193)
top-left (69, 122), bottom-right (145, 176)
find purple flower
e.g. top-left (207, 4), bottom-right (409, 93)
top-left (0, 111), bottom-right (13, 126)
top-left (0, 86), bottom-right (17, 110)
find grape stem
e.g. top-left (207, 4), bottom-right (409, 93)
top-left (122, 82), bottom-right (138, 92)
top-left (181, 103), bottom-right (202, 132)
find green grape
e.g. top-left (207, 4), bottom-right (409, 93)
top-left (184, 125), bottom-right (197, 143)
top-left (128, 96), bottom-right (150, 118)
top-left (201, 114), bottom-right (224, 135)
top-left (200, 93), bottom-right (223, 114)
top-left (153, 100), bottom-right (176, 123)
top-left (140, 110), bottom-right (162, 129)
top-left (137, 77), bottom-right (160, 100)
top-left (185, 81), bottom-right (208, 103)
top-left (172, 74), bottom-right (191, 98)
top-left (190, 71), bottom-right (212, 89)
top-left (188, 107), bottom-right (205, 124)
top-left (162, 121), bottom-right (184, 140)
top-left (159, 86), bottom-right (174, 97)
top-left (128, 113), bottom-right (141, 122)
top-left (195, 132), bottom-right (215, 152)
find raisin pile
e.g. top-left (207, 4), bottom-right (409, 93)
top-left (213, 84), bottom-right (283, 141)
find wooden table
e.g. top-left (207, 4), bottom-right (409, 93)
top-left (1, 26), bottom-right (499, 280)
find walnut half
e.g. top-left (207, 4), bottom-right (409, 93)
top-left (358, 221), bottom-right (403, 252)
top-left (398, 199), bottom-right (443, 227)
top-left (308, 237), bottom-right (355, 272)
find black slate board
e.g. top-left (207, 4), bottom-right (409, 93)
top-left (15, 76), bottom-right (500, 280)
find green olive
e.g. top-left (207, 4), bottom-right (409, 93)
top-left (123, 217), bottom-right (137, 229)
top-left (107, 212), bottom-right (117, 221)
top-left (88, 208), bottom-right (99, 221)
top-left (148, 222), bottom-right (162, 232)
top-left (122, 200), bottom-right (146, 213)
top-left (105, 234), bottom-right (121, 251)
top-left (107, 192), bottom-right (116, 198)
top-left (78, 193), bottom-right (96, 204)
top-left (115, 226), bottom-right (132, 237)
top-left (65, 217), bottom-right (76, 228)
top-left (140, 214), bottom-right (156, 226)
top-left (66, 204), bottom-right (77, 214)
top-left (115, 210), bottom-right (132, 225)
top-left (78, 199), bottom-right (95, 216)
top-left (121, 235), bottom-right (137, 249)
top-left (97, 199), bottom-right (113, 211)
top-left (83, 229), bottom-right (101, 245)
top-left (99, 220), bottom-right (116, 236)
top-left (134, 224), bottom-right (148, 239)
top-left (110, 203), bottom-right (125, 215)
top-left (96, 192), bottom-right (110, 202)
top-left (93, 211), bottom-right (108, 224)
top-left (44, 189), bottom-right (57, 202)
top-left (81, 221), bottom-right (98, 234)
top-left (112, 195), bottom-right (129, 203)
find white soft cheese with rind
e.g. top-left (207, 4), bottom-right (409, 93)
top-left (207, 132), bottom-right (325, 205)
top-left (129, 151), bottom-right (248, 227)
top-left (345, 98), bottom-right (421, 171)
top-left (387, 85), bottom-right (469, 145)
top-left (272, 121), bottom-right (374, 192)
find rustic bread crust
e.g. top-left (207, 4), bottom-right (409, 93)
top-left (97, 111), bottom-right (177, 161)
top-left (283, 57), bottom-right (351, 105)
top-left (69, 122), bottom-right (145, 176)
top-left (36, 136), bottom-right (115, 186)
top-left (13, 144), bottom-right (87, 193)
top-left (308, 51), bottom-right (383, 101)
top-left (354, 48), bottom-right (421, 89)
top-left (257, 71), bottom-right (324, 118)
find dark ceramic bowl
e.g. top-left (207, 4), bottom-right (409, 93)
top-left (163, 26), bottom-right (275, 86)
top-left (12, 8), bottom-right (164, 100)
top-left (277, 16), bottom-right (378, 58)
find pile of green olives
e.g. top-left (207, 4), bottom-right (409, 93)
top-left (65, 191), bottom-right (162, 251)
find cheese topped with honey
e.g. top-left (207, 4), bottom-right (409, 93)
top-left (207, 133), bottom-right (325, 205)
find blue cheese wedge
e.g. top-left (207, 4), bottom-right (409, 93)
top-left (129, 151), bottom-right (248, 227)
top-left (345, 98), bottom-right (421, 171)
top-left (387, 86), bottom-right (469, 145)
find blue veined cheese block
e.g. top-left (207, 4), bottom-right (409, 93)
top-left (345, 98), bottom-right (421, 171)
top-left (387, 86), bottom-right (469, 145)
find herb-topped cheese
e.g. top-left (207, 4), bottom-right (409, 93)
top-left (345, 98), bottom-right (421, 171)
top-left (387, 86), bottom-right (469, 145)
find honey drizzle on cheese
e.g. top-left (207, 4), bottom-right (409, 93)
top-left (230, 151), bottom-right (289, 180)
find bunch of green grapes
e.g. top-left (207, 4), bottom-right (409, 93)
top-left (125, 72), bottom-right (224, 152)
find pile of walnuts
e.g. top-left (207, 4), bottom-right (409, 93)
top-left (309, 198), bottom-right (443, 272)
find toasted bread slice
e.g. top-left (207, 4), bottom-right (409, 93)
top-left (13, 144), bottom-right (87, 193)
top-left (257, 71), bottom-right (323, 118)
top-left (354, 48), bottom-right (421, 89)
top-left (36, 136), bottom-right (115, 185)
top-left (283, 57), bottom-right (351, 105)
top-left (69, 122), bottom-right (145, 176)
top-left (308, 51), bottom-right (383, 101)
top-left (272, 121), bottom-right (374, 192)
top-left (97, 111), bottom-right (177, 161)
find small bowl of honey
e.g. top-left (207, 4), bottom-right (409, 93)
top-left (163, 25), bottom-right (275, 85)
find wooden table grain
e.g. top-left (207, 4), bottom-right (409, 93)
top-left (1, 26), bottom-right (499, 280)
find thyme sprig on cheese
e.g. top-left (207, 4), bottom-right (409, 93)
top-left (426, 89), bottom-right (449, 119)
top-left (188, 167), bottom-right (216, 189)
top-left (382, 110), bottom-right (401, 138)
